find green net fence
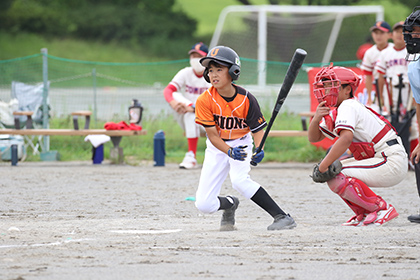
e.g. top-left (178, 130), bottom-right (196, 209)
top-left (0, 51), bottom-right (362, 128)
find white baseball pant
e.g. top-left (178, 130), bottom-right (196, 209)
top-left (195, 133), bottom-right (260, 214)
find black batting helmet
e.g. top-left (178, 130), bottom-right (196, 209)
top-left (403, 6), bottom-right (420, 55)
top-left (200, 46), bottom-right (241, 83)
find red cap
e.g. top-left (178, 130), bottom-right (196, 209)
top-left (392, 21), bottom-right (404, 31)
top-left (188, 42), bottom-right (208, 56)
top-left (370, 21), bottom-right (391, 32)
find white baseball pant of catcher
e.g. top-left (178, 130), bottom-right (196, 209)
top-left (340, 137), bottom-right (408, 188)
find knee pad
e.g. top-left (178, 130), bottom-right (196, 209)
top-left (327, 173), bottom-right (347, 194)
top-left (327, 174), bottom-right (386, 213)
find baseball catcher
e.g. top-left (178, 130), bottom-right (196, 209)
top-left (308, 64), bottom-right (407, 227)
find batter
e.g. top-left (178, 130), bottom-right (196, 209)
top-left (194, 45), bottom-right (296, 231)
top-left (308, 64), bottom-right (408, 227)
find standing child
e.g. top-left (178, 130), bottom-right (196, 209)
top-left (360, 21), bottom-right (393, 108)
top-left (375, 21), bottom-right (418, 157)
top-left (163, 42), bottom-right (211, 169)
top-left (308, 64), bottom-right (407, 226)
top-left (194, 46), bottom-right (296, 231)
top-left (404, 6), bottom-right (420, 223)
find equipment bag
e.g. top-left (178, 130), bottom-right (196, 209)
top-left (0, 135), bottom-right (25, 161)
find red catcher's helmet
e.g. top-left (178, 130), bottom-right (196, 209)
top-left (313, 64), bottom-right (361, 107)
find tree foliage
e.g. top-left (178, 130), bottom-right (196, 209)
top-left (236, 0), bottom-right (417, 10)
top-left (0, 0), bottom-right (197, 57)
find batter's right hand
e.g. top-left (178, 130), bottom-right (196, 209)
top-left (228, 145), bottom-right (248, 161)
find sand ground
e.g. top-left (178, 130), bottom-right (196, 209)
top-left (1, 160), bottom-right (419, 280)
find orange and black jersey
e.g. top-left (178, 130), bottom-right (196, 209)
top-left (195, 84), bottom-right (267, 140)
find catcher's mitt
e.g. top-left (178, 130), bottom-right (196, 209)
top-left (311, 159), bottom-right (342, 183)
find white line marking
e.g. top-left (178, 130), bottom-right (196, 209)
top-left (0, 238), bottom-right (94, 249)
top-left (109, 229), bottom-right (182, 234)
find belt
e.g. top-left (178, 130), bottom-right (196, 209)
top-left (386, 139), bottom-right (398, 146)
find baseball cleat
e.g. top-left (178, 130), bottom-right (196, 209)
top-left (179, 151), bottom-right (198, 169)
top-left (362, 200), bottom-right (387, 225)
top-left (220, 196), bottom-right (239, 231)
top-left (408, 210), bottom-right (420, 223)
top-left (267, 214), bottom-right (297, 230)
top-left (342, 214), bottom-right (366, 227)
top-left (364, 204), bottom-right (398, 226)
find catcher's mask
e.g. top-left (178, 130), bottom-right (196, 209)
top-left (313, 64), bottom-right (361, 107)
top-left (200, 46), bottom-right (241, 83)
top-left (403, 6), bottom-right (420, 61)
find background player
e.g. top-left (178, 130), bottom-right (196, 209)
top-left (194, 46), bottom-right (296, 231)
top-left (404, 6), bottom-right (420, 223)
top-left (360, 21), bottom-right (393, 108)
top-left (163, 42), bottom-right (211, 169)
top-left (375, 21), bottom-right (419, 157)
top-left (308, 64), bottom-right (407, 226)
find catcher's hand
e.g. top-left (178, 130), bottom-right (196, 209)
top-left (311, 159), bottom-right (342, 183)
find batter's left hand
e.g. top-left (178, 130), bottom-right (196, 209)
top-left (251, 149), bottom-right (264, 164)
top-left (228, 145), bottom-right (248, 161)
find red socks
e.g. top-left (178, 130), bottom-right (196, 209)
top-left (188, 137), bottom-right (198, 156)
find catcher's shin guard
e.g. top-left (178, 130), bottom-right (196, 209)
top-left (327, 173), bottom-right (387, 214)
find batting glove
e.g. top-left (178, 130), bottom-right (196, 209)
top-left (228, 145), bottom-right (248, 161)
top-left (251, 149), bottom-right (264, 164)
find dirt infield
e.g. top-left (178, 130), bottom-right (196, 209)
top-left (1, 160), bottom-right (419, 280)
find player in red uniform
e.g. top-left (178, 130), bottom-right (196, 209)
top-left (194, 46), bottom-right (296, 231)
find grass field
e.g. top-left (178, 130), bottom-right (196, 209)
top-left (1, 0), bottom-right (410, 164)
top-left (0, 0), bottom-right (411, 61)
top-left (40, 112), bottom-right (325, 164)
top-left (175, 0), bottom-right (268, 36)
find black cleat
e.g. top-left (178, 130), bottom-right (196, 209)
top-left (220, 196), bottom-right (239, 231)
top-left (408, 212), bottom-right (420, 223)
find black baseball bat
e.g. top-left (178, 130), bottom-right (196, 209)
top-left (250, 48), bottom-right (307, 166)
top-left (374, 78), bottom-right (382, 115)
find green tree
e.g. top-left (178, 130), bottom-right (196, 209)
top-left (0, 0), bottom-right (197, 58)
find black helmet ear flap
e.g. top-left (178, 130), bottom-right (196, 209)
top-left (203, 68), bottom-right (210, 83)
top-left (229, 64), bottom-right (240, 81)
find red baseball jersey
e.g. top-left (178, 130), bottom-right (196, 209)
top-left (195, 84), bottom-right (267, 140)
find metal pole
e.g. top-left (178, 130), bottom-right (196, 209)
top-left (322, 13), bottom-right (344, 64)
top-left (92, 68), bottom-right (97, 127)
top-left (41, 48), bottom-right (49, 151)
top-left (258, 8), bottom-right (267, 89)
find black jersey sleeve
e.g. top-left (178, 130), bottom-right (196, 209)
top-left (245, 92), bottom-right (267, 133)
